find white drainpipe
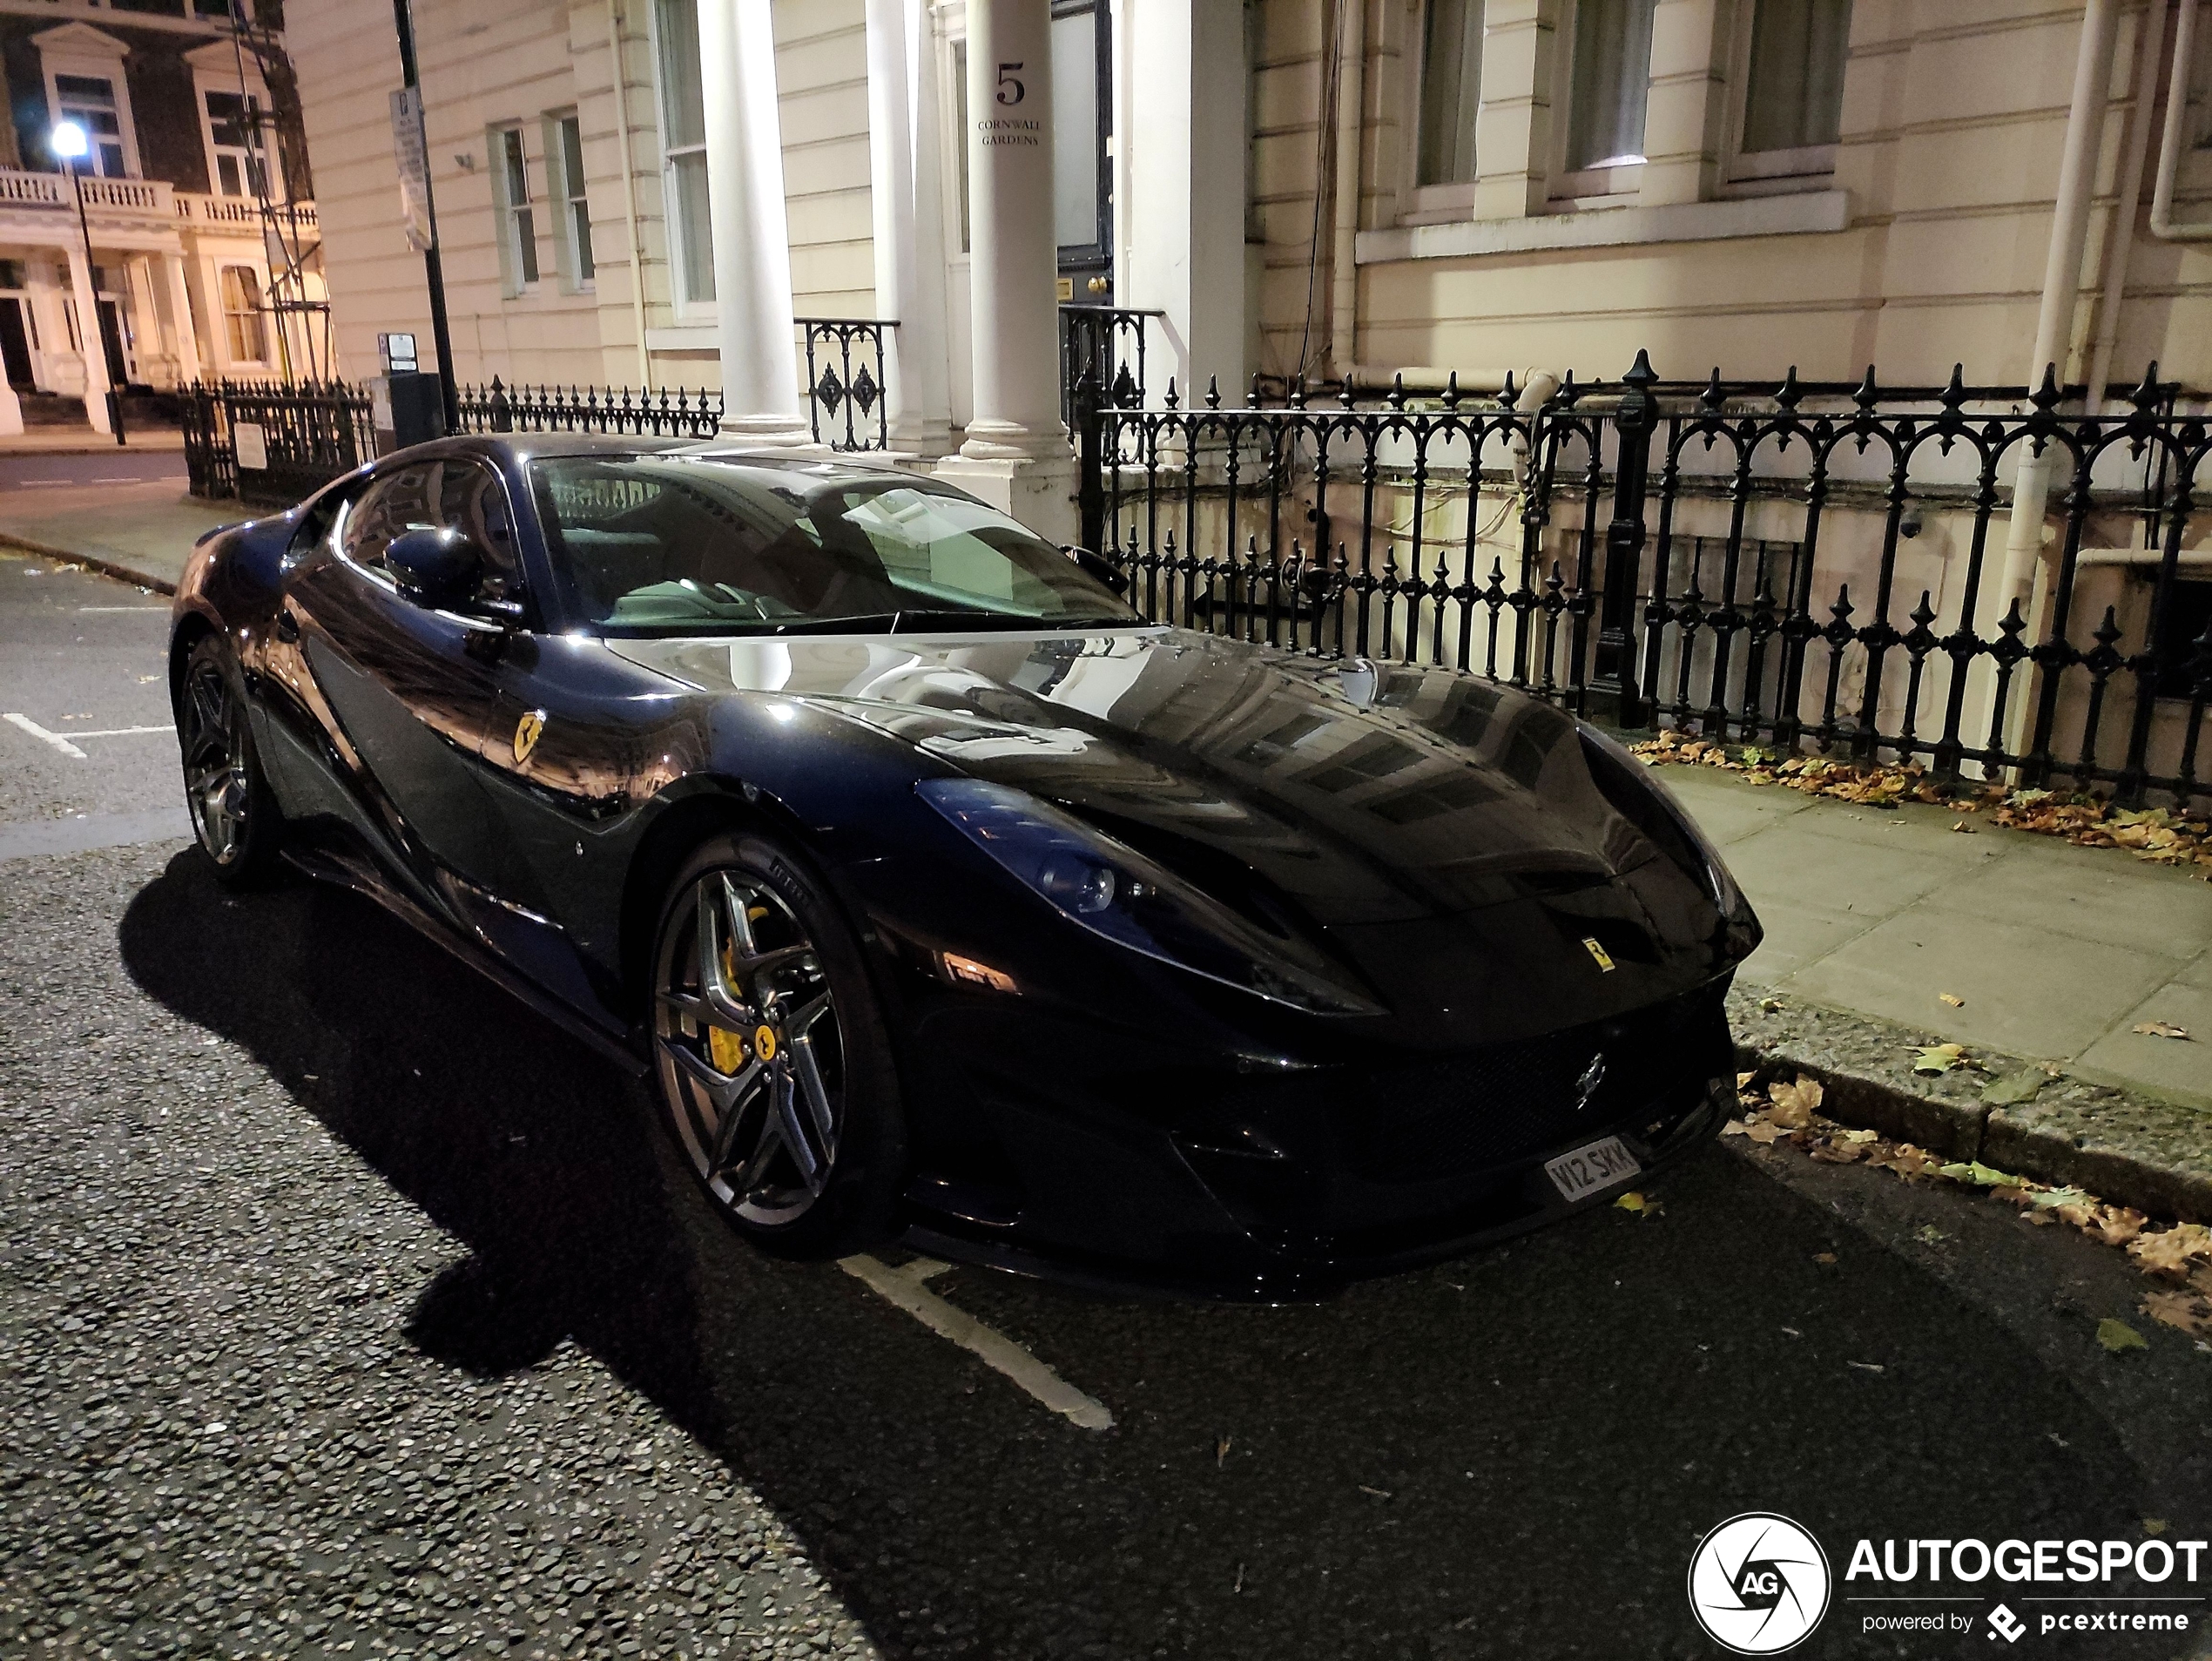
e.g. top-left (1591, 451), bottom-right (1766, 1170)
top-left (1986, 0), bottom-right (2121, 765)
top-left (610, 0), bottom-right (653, 389)
top-left (2087, 0), bottom-right (2168, 412)
top-left (1994, 0), bottom-right (2123, 614)
top-left (1329, 0), bottom-right (1366, 384)
top-left (2151, 0), bottom-right (2212, 237)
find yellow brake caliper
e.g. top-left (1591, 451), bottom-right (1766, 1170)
top-left (708, 935), bottom-right (748, 1074)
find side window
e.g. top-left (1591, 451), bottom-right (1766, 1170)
top-left (340, 463), bottom-right (442, 573)
top-left (440, 462), bottom-right (526, 608)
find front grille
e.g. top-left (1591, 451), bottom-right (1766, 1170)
top-left (1335, 989), bottom-right (1728, 1183)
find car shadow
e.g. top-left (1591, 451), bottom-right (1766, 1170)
top-left (118, 852), bottom-right (2178, 1661)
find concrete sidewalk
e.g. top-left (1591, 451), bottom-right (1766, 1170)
top-left (1657, 761), bottom-right (2212, 1111)
top-left (0, 480), bottom-right (236, 593)
top-left (0, 429), bottom-right (185, 454)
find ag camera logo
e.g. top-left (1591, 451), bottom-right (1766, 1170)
top-left (1689, 1513), bottom-right (1832, 1654)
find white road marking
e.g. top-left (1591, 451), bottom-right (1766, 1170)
top-left (71, 725), bottom-right (172, 739)
top-left (77, 605), bottom-right (166, 614)
top-left (3, 713), bottom-right (87, 759)
top-left (840, 1254), bottom-right (1116, 1431)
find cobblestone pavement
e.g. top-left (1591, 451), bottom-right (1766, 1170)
top-left (4, 557), bottom-right (2210, 1661)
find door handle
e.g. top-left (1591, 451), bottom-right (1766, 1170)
top-left (276, 609), bottom-right (300, 644)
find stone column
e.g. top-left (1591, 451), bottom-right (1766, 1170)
top-left (698, 0), bottom-right (812, 445)
top-left (64, 241), bottom-right (111, 435)
top-left (865, 0), bottom-right (952, 454)
top-left (1122, 0), bottom-right (1251, 399)
top-left (936, 0), bottom-right (1072, 541)
top-left (163, 253), bottom-right (202, 384)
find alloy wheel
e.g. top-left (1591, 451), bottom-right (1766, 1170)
top-left (652, 870), bottom-right (845, 1228)
top-left (180, 659), bottom-right (251, 867)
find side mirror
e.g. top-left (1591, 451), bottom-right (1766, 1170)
top-left (1062, 544), bottom-right (1130, 594)
top-left (387, 525), bottom-right (484, 613)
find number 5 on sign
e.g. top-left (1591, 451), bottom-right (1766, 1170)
top-left (996, 62), bottom-right (1024, 104)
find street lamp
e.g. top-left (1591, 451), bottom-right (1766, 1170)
top-left (49, 118), bottom-right (125, 447)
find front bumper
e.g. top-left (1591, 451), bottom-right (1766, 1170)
top-left (897, 977), bottom-right (1738, 1301)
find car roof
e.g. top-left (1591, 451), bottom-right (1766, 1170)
top-left (401, 432), bottom-right (928, 483)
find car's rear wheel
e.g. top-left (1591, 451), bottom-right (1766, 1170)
top-left (649, 832), bottom-right (904, 1258)
top-left (178, 634), bottom-right (281, 887)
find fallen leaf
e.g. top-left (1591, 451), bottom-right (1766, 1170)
top-left (1809, 1139), bottom-right (1866, 1164)
top-left (1614, 1192), bottom-right (1647, 1213)
top-left (1720, 1118), bottom-right (1750, 1138)
top-left (1939, 993), bottom-right (1966, 1008)
top-left (1743, 1120), bottom-right (1782, 1145)
top-left (1950, 820), bottom-right (1974, 834)
top-left (2141, 1290), bottom-right (2212, 1340)
top-left (1735, 1070), bottom-right (1755, 1090)
top-left (1846, 1360), bottom-right (1885, 1374)
top-left (1765, 1076), bottom-right (1824, 1126)
top-left (1357, 1484), bottom-right (1392, 1500)
top-left (1912, 1043), bottom-right (1968, 1075)
top-left (2145, 1519), bottom-right (2169, 1536)
top-left (1842, 1128), bottom-right (1877, 1144)
top-left (1813, 1252), bottom-right (1838, 1265)
top-left (2128, 1224), bottom-right (2212, 1280)
top-left (2096, 1317), bottom-right (2149, 1354)
top-left (1937, 1160), bottom-right (2023, 1189)
top-left (2026, 1186), bottom-right (2090, 1210)
top-left (1981, 1065), bottom-right (2049, 1107)
top-left (2133, 1022), bottom-right (2191, 1040)
top-left (1216, 1435), bottom-right (1232, 1468)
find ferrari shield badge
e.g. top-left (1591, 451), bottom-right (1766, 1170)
top-left (513, 708), bottom-right (547, 765)
top-left (1582, 936), bottom-right (1617, 973)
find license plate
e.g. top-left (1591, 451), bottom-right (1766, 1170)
top-left (1544, 1135), bottom-right (1642, 1204)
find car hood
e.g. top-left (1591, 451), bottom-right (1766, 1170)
top-left (607, 625), bottom-right (1694, 934)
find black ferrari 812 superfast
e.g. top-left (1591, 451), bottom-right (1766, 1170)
top-left (169, 436), bottom-right (1759, 1298)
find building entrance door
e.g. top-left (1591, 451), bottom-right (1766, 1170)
top-left (0, 300), bottom-right (32, 388)
top-left (96, 298), bottom-right (128, 388)
top-left (1052, 0), bottom-right (1111, 304)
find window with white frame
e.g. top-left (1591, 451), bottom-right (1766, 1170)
top-left (490, 125), bottom-right (541, 294)
top-left (219, 265), bottom-right (267, 363)
top-left (1730, 0), bottom-right (1851, 181)
top-left (55, 75), bottom-right (129, 177)
top-left (1555, 0), bottom-right (1657, 198)
top-left (1416, 0), bottom-right (1484, 187)
top-left (547, 111), bottom-right (596, 288)
top-left (653, 0), bottom-right (714, 307)
top-left (204, 89), bottom-right (276, 198)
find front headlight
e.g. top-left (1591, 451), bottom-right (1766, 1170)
top-left (918, 778), bottom-right (1384, 1016)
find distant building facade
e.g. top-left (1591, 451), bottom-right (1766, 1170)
top-left (0, 0), bottom-right (323, 436)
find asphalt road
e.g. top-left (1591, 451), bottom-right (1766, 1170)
top-left (0, 448), bottom-right (189, 491)
top-left (3, 550), bottom-right (2209, 1661)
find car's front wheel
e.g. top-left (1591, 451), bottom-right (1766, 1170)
top-left (177, 633), bottom-right (282, 887)
top-left (648, 832), bottom-right (904, 1259)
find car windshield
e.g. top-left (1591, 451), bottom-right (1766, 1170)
top-left (528, 454), bottom-right (1138, 635)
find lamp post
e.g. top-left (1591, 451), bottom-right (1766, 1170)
top-left (48, 120), bottom-right (125, 447)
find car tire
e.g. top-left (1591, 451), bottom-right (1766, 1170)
top-left (177, 633), bottom-right (283, 888)
top-left (647, 830), bottom-right (905, 1259)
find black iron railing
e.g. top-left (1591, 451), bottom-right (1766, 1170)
top-left (1060, 304), bottom-right (1161, 430)
top-left (1073, 359), bottom-right (2212, 808)
top-left (797, 318), bottom-right (893, 450)
top-left (181, 379), bottom-right (374, 504)
top-left (456, 378), bottom-right (725, 439)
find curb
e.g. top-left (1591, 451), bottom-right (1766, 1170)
top-left (0, 531), bottom-right (178, 597)
top-left (1726, 987), bottom-right (2212, 1224)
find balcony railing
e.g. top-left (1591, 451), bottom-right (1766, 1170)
top-left (0, 169), bottom-right (316, 237)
